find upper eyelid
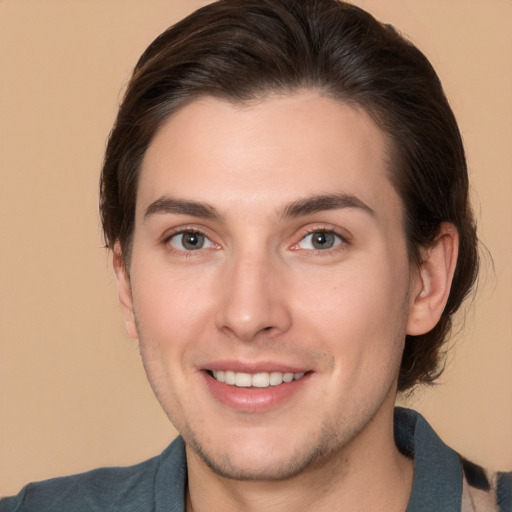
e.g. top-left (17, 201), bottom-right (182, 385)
top-left (288, 227), bottom-right (351, 254)
top-left (162, 225), bottom-right (214, 242)
top-left (163, 228), bottom-right (219, 255)
top-left (297, 230), bottom-right (344, 246)
top-left (166, 229), bottom-right (210, 241)
top-left (296, 225), bottom-right (350, 242)
top-left (159, 224), bottom-right (350, 249)
top-left (302, 230), bottom-right (343, 240)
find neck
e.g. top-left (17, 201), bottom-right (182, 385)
top-left (185, 404), bottom-right (413, 512)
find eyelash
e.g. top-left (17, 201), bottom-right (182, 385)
top-left (162, 226), bottom-right (349, 256)
top-left (163, 228), bottom-right (218, 255)
top-left (291, 227), bottom-right (348, 254)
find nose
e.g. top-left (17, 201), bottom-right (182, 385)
top-left (215, 251), bottom-right (292, 342)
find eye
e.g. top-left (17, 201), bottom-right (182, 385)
top-left (168, 230), bottom-right (214, 251)
top-left (297, 230), bottom-right (343, 250)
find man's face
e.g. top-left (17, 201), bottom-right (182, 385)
top-left (120, 91), bottom-right (421, 480)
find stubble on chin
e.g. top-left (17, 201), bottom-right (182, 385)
top-left (183, 405), bottom-right (381, 483)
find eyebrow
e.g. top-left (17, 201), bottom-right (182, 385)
top-left (143, 192), bottom-right (374, 222)
top-left (281, 193), bottom-right (375, 219)
top-left (144, 197), bottom-right (222, 221)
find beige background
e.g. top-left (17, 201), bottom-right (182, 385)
top-left (1, 0), bottom-right (511, 497)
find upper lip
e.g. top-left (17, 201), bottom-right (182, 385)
top-left (201, 361), bottom-right (311, 374)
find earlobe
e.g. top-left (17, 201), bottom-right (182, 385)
top-left (406, 223), bottom-right (459, 336)
top-left (113, 242), bottom-right (138, 339)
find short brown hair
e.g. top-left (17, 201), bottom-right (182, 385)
top-left (100, 0), bottom-right (479, 391)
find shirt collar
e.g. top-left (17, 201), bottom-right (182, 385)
top-left (395, 407), bottom-right (462, 512)
top-left (155, 408), bottom-right (463, 512)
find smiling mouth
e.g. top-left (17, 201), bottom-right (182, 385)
top-left (208, 370), bottom-right (307, 388)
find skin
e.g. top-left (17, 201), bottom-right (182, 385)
top-left (115, 91), bottom-right (458, 511)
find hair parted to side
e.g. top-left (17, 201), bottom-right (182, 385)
top-left (100, 0), bottom-right (479, 391)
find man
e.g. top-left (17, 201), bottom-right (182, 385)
top-left (1, 0), bottom-right (510, 510)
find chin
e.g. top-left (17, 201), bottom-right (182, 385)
top-left (193, 443), bottom-right (320, 481)
top-left (185, 421), bottom-right (348, 482)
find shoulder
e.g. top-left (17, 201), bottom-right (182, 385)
top-left (0, 458), bottom-right (161, 512)
top-left (460, 459), bottom-right (512, 512)
top-left (394, 408), bottom-right (512, 512)
top-left (0, 437), bottom-right (187, 512)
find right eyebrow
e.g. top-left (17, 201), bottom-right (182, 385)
top-left (144, 196), bottom-right (223, 222)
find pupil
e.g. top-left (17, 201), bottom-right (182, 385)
top-left (313, 232), bottom-right (333, 249)
top-left (183, 232), bottom-right (203, 250)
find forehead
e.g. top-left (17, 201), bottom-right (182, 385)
top-left (138, 91), bottom-right (401, 224)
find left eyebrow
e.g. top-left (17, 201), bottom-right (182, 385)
top-left (281, 193), bottom-right (375, 219)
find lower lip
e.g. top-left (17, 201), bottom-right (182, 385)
top-left (203, 372), bottom-right (310, 413)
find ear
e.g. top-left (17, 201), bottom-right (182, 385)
top-left (406, 223), bottom-right (459, 336)
top-left (113, 242), bottom-right (138, 339)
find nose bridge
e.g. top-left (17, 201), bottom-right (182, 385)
top-left (216, 245), bottom-right (291, 341)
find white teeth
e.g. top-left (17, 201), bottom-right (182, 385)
top-left (235, 372), bottom-right (252, 387)
top-left (252, 372), bottom-right (270, 388)
top-left (269, 371), bottom-right (284, 386)
top-left (211, 370), bottom-right (306, 388)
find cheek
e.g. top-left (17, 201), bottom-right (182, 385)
top-left (131, 267), bottom-right (214, 407)
top-left (290, 258), bottom-right (409, 365)
top-left (129, 267), bottom-right (217, 400)
top-left (132, 265), bottom-right (215, 340)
